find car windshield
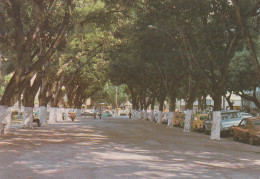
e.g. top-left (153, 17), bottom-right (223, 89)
top-left (253, 121), bottom-right (260, 126)
top-left (221, 112), bottom-right (239, 120)
top-left (241, 113), bottom-right (251, 116)
top-left (240, 120), bottom-right (246, 125)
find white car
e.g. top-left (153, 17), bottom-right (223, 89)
top-left (238, 112), bottom-right (253, 119)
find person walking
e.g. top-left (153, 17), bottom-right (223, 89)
top-left (98, 108), bottom-right (102, 119)
top-left (94, 109), bottom-right (97, 119)
top-left (129, 110), bottom-right (132, 119)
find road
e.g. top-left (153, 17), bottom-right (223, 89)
top-left (0, 116), bottom-right (259, 179)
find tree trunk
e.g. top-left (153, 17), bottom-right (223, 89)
top-left (157, 97), bottom-right (165, 124)
top-left (38, 80), bottom-right (52, 124)
top-left (18, 96), bottom-right (22, 118)
top-left (39, 106), bottom-right (47, 124)
top-left (198, 96), bottom-right (202, 112)
top-left (142, 96), bottom-right (151, 121)
top-left (49, 107), bottom-right (57, 123)
top-left (22, 75), bottom-right (41, 128)
top-left (0, 69), bottom-right (28, 107)
top-left (0, 106), bottom-right (13, 134)
top-left (49, 82), bottom-right (64, 122)
top-left (233, 0), bottom-right (260, 81)
top-left (211, 93), bottom-right (222, 140)
top-left (139, 99), bottom-right (144, 120)
top-left (143, 100), bottom-right (148, 120)
top-left (76, 108), bottom-right (82, 118)
top-left (238, 91), bottom-right (260, 111)
top-left (168, 95), bottom-right (176, 127)
top-left (23, 107), bottom-right (33, 128)
top-left (149, 97), bottom-right (155, 121)
top-left (226, 98), bottom-right (234, 110)
top-left (202, 95), bottom-right (207, 111)
top-left (184, 89), bottom-right (196, 132)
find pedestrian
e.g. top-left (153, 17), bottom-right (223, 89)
top-left (98, 108), bottom-right (102, 119)
top-left (129, 110), bottom-right (132, 119)
top-left (94, 109), bottom-right (97, 119)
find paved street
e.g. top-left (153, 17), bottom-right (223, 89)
top-left (0, 117), bottom-right (260, 179)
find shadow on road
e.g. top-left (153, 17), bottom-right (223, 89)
top-left (0, 117), bottom-right (259, 179)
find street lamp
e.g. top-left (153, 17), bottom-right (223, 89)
top-left (147, 25), bottom-right (156, 30)
top-left (147, 25), bottom-right (176, 42)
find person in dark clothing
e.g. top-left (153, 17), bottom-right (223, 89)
top-left (98, 108), bottom-right (102, 119)
top-left (129, 110), bottom-right (132, 119)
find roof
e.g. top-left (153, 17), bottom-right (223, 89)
top-left (245, 117), bottom-right (260, 122)
top-left (221, 110), bottom-right (240, 114)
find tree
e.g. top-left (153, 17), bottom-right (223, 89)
top-left (232, 0), bottom-right (260, 80)
top-left (0, 0), bottom-right (73, 133)
top-left (226, 42), bottom-right (260, 111)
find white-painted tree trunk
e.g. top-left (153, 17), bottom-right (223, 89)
top-left (143, 110), bottom-right (148, 120)
top-left (183, 109), bottom-right (193, 132)
top-left (157, 111), bottom-right (163, 124)
top-left (23, 107), bottom-right (33, 128)
top-left (150, 110), bottom-right (154, 121)
top-left (0, 106), bottom-right (12, 134)
top-left (64, 108), bottom-right (69, 120)
top-left (49, 107), bottom-right (57, 123)
top-left (56, 108), bottom-right (63, 122)
top-left (210, 111), bottom-right (221, 140)
top-left (135, 110), bottom-right (139, 119)
top-left (39, 106), bottom-right (47, 124)
top-left (133, 110), bottom-right (136, 119)
top-left (0, 105), bottom-right (5, 134)
top-left (137, 110), bottom-right (139, 119)
top-left (135, 110), bottom-right (138, 119)
top-left (167, 111), bottom-right (174, 128)
top-left (18, 107), bottom-right (22, 118)
top-left (132, 110), bottom-right (136, 119)
top-left (139, 110), bottom-right (143, 120)
top-left (76, 108), bottom-right (81, 117)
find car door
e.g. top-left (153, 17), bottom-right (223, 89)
top-left (236, 119), bottom-right (247, 139)
top-left (239, 119), bottom-right (250, 140)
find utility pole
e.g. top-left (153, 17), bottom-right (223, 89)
top-left (115, 86), bottom-right (118, 108)
top-left (115, 86), bottom-right (118, 116)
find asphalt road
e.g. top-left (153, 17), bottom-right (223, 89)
top-left (0, 116), bottom-right (259, 179)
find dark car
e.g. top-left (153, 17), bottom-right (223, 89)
top-left (231, 117), bottom-right (260, 145)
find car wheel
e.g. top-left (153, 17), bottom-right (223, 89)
top-left (249, 136), bottom-right (255, 146)
top-left (233, 134), bottom-right (239, 141)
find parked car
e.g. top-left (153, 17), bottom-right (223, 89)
top-left (161, 112), bottom-right (169, 125)
top-left (191, 114), bottom-right (208, 131)
top-left (102, 110), bottom-right (113, 117)
top-left (120, 112), bottom-right (127, 116)
top-left (81, 111), bottom-right (95, 116)
top-left (238, 112), bottom-right (253, 119)
top-left (173, 111), bottom-right (185, 127)
top-left (204, 110), bottom-right (243, 134)
top-left (231, 117), bottom-right (260, 145)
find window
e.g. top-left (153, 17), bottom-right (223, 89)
top-left (240, 119), bottom-right (246, 126)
